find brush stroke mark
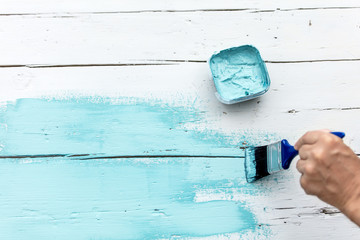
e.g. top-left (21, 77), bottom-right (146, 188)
top-left (0, 98), bottom-right (274, 238)
top-left (0, 98), bottom-right (246, 157)
top-left (0, 156), bottom-right (266, 239)
top-left (0, 156), bottom-right (271, 238)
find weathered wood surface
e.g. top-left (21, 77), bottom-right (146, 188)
top-left (0, 1), bottom-right (360, 239)
top-left (0, 3), bottom-right (360, 65)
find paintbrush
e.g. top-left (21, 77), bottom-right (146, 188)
top-left (244, 131), bottom-right (345, 182)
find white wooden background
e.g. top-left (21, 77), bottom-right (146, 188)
top-left (1, 0), bottom-right (360, 239)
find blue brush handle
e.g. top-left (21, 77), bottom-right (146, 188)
top-left (281, 131), bottom-right (345, 169)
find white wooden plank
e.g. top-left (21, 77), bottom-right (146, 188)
top-left (1, 62), bottom-right (359, 109)
top-left (0, 61), bottom-right (359, 152)
top-left (238, 165), bottom-right (360, 239)
top-left (0, 9), bottom-right (359, 65)
top-left (0, 0), bottom-right (359, 14)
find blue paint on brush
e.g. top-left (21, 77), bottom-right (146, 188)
top-left (209, 45), bottom-right (270, 104)
top-left (0, 98), bottom-right (270, 239)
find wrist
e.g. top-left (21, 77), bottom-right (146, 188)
top-left (342, 175), bottom-right (360, 226)
top-left (343, 199), bottom-right (360, 226)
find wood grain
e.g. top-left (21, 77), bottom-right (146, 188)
top-left (0, 61), bottom-right (359, 151)
top-left (0, 0), bottom-right (359, 14)
top-left (1, 0), bottom-right (360, 239)
top-left (0, 8), bottom-right (359, 65)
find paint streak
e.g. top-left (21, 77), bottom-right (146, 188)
top-left (0, 157), bottom-right (263, 239)
top-left (0, 98), bottom-right (242, 157)
top-left (0, 98), bottom-right (270, 239)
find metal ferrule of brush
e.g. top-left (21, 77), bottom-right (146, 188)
top-left (266, 142), bottom-right (284, 174)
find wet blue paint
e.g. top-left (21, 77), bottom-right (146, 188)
top-left (0, 157), bottom-right (262, 239)
top-left (0, 98), bottom-right (242, 157)
top-left (0, 98), bottom-right (270, 239)
top-left (209, 45), bottom-right (270, 104)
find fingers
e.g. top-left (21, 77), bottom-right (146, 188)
top-left (298, 144), bottom-right (312, 160)
top-left (299, 175), bottom-right (323, 196)
top-left (297, 160), bottom-right (322, 196)
top-left (296, 159), bottom-right (306, 174)
top-left (294, 130), bottom-right (330, 150)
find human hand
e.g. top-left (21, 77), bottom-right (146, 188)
top-left (294, 130), bottom-right (360, 226)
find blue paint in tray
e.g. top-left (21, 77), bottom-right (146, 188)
top-left (209, 45), bottom-right (270, 104)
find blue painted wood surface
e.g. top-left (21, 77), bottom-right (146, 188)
top-left (0, 157), bottom-right (261, 239)
top-left (0, 98), bottom-right (243, 157)
top-left (0, 98), bottom-right (267, 239)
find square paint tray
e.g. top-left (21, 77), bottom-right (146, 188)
top-left (209, 45), bottom-right (270, 104)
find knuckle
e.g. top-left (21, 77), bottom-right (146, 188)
top-left (331, 147), bottom-right (342, 157)
top-left (304, 164), bottom-right (316, 176)
top-left (303, 131), bottom-right (312, 138)
top-left (300, 177), bottom-right (308, 189)
top-left (311, 149), bottom-right (325, 161)
top-left (321, 134), bottom-right (340, 146)
top-left (323, 135), bottom-right (334, 144)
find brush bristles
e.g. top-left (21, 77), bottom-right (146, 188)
top-left (244, 146), bottom-right (270, 182)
